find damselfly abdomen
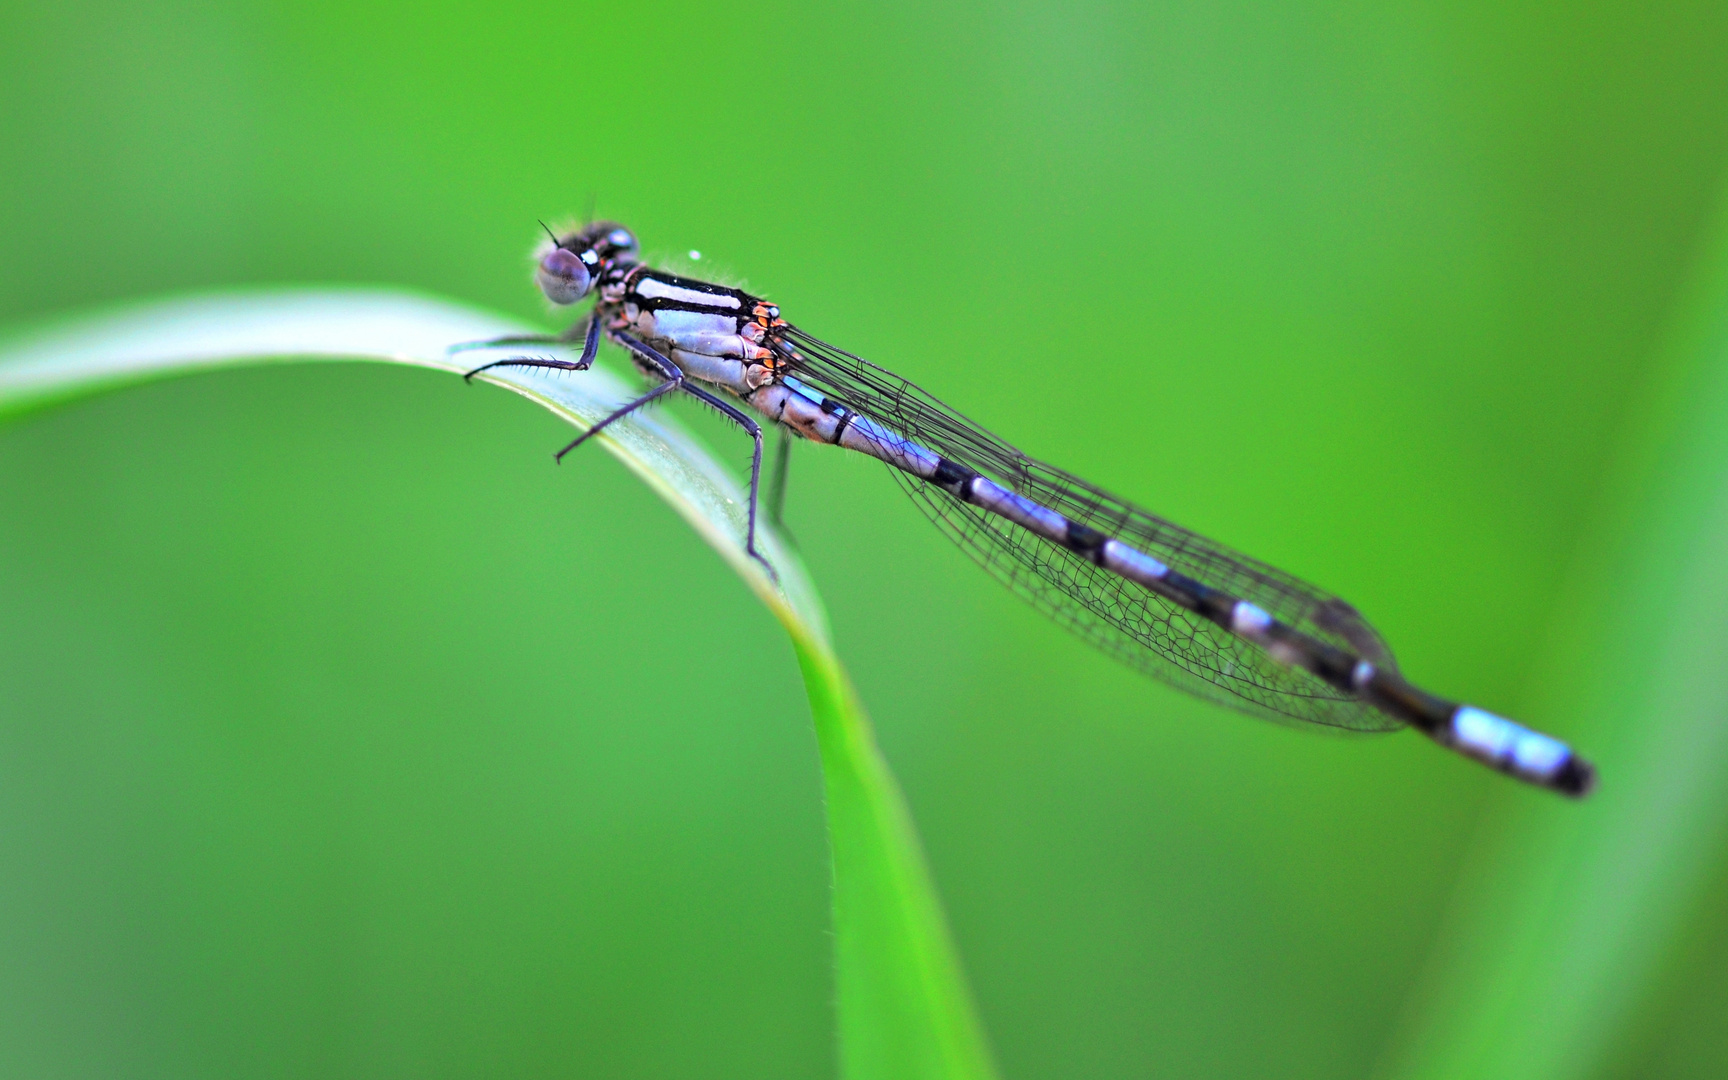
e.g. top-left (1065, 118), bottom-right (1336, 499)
top-left (460, 221), bottom-right (1597, 798)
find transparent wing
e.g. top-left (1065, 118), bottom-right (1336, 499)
top-left (779, 326), bottom-right (1401, 732)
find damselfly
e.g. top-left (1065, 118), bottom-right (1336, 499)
top-left (459, 221), bottom-right (1596, 798)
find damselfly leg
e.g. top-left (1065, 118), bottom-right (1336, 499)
top-left (681, 382), bottom-right (775, 579)
top-left (457, 313), bottom-right (777, 578)
top-left (460, 315), bottom-right (601, 381)
top-left (552, 332), bottom-right (682, 461)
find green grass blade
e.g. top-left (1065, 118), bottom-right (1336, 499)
top-left (0, 287), bottom-right (999, 1080)
top-left (790, 630), bottom-right (1000, 1080)
top-left (1375, 193), bottom-right (1728, 1080)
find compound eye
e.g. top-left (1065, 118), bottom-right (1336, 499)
top-left (607, 227), bottom-right (636, 253)
top-left (536, 246), bottom-right (593, 304)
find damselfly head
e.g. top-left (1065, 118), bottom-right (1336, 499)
top-left (533, 220), bottom-right (638, 304)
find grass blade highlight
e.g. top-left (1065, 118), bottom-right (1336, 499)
top-left (0, 287), bottom-right (999, 1080)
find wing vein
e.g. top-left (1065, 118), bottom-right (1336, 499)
top-left (781, 326), bottom-right (1400, 732)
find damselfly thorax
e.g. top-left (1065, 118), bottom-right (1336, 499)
top-left (457, 220), bottom-right (1599, 799)
top-left (599, 263), bottom-right (787, 394)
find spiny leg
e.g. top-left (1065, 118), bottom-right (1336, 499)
top-left (462, 316), bottom-right (601, 382)
top-left (451, 309), bottom-right (597, 356)
top-left (555, 331), bottom-right (683, 461)
top-left (681, 382), bottom-right (775, 579)
top-left (462, 354), bottom-right (581, 383)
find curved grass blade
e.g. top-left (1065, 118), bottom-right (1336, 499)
top-left (0, 287), bottom-right (999, 1080)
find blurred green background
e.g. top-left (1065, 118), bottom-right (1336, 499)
top-left (4, 1), bottom-right (1728, 1077)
